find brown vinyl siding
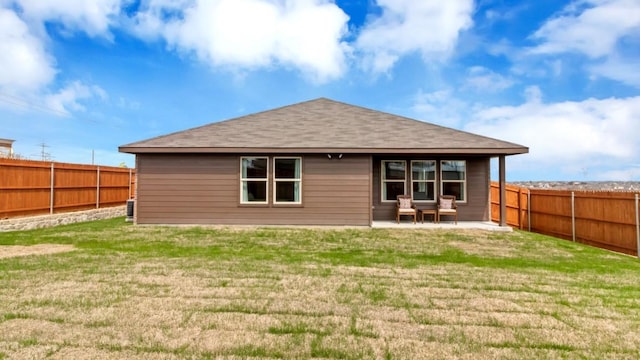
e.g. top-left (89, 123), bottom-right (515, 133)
top-left (464, 158), bottom-right (491, 221)
top-left (372, 156), bottom-right (491, 221)
top-left (135, 154), bottom-right (371, 225)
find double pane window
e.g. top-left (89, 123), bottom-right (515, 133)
top-left (241, 157), bottom-right (268, 203)
top-left (411, 160), bottom-right (435, 201)
top-left (274, 158), bottom-right (301, 204)
top-left (241, 157), bottom-right (301, 204)
top-left (441, 160), bottom-right (466, 201)
top-left (382, 160), bottom-right (406, 201)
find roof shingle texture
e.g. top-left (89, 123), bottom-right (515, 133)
top-left (120, 98), bottom-right (527, 154)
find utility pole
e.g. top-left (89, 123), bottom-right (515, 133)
top-left (37, 142), bottom-right (52, 161)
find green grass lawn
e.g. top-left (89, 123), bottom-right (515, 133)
top-left (1, 218), bottom-right (639, 359)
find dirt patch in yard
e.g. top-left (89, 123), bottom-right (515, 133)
top-left (0, 244), bottom-right (75, 259)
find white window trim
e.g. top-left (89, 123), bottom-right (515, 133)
top-left (240, 156), bottom-right (269, 204)
top-left (273, 157), bottom-right (302, 205)
top-left (381, 160), bottom-right (406, 203)
top-left (440, 160), bottom-right (467, 203)
top-left (411, 160), bottom-right (436, 203)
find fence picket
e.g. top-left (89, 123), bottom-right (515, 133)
top-left (0, 158), bottom-right (135, 218)
top-left (491, 182), bottom-right (639, 256)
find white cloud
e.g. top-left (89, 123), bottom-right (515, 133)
top-left (599, 167), bottom-right (640, 181)
top-left (483, 3), bottom-right (529, 23)
top-left (45, 81), bottom-right (107, 116)
top-left (116, 96), bottom-right (140, 110)
top-left (466, 93), bottom-right (640, 180)
top-left (463, 66), bottom-right (514, 92)
top-left (0, 3), bottom-right (111, 115)
top-left (589, 55), bottom-right (640, 88)
top-left (528, 0), bottom-right (640, 87)
top-left (356, 0), bottom-right (474, 73)
top-left (410, 84), bottom-right (640, 180)
top-left (132, 0), bottom-right (351, 83)
top-left (13, 0), bottom-right (124, 38)
top-left (412, 89), bottom-right (469, 128)
top-left (523, 85), bottom-right (542, 103)
top-left (0, 8), bottom-right (56, 92)
top-left (130, 0), bottom-right (190, 39)
top-left (530, 0), bottom-right (640, 58)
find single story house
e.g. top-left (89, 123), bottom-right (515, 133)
top-left (119, 98), bottom-right (528, 226)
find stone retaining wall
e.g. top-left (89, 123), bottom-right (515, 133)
top-left (0, 206), bottom-right (126, 232)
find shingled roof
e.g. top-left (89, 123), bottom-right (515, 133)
top-left (119, 98), bottom-right (528, 155)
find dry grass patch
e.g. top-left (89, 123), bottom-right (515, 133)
top-left (0, 244), bottom-right (74, 259)
top-left (1, 218), bottom-right (640, 359)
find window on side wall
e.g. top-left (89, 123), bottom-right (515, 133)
top-left (240, 157), bottom-right (268, 204)
top-left (441, 160), bottom-right (466, 202)
top-left (274, 157), bottom-right (301, 204)
top-left (411, 160), bottom-right (436, 201)
top-left (382, 160), bottom-right (406, 202)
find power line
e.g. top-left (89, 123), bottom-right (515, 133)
top-left (0, 92), bottom-right (70, 117)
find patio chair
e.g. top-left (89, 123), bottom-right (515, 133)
top-left (437, 195), bottom-right (458, 224)
top-left (396, 195), bottom-right (416, 224)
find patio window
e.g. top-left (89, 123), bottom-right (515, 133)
top-left (382, 160), bottom-right (406, 202)
top-left (441, 160), bottom-right (466, 202)
top-left (241, 157), bottom-right (268, 203)
top-left (274, 157), bottom-right (301, 204)
top-left (411, 160), bottom-right (436, 201)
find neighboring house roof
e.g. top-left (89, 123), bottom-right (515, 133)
top-left (119, 98), bottom-right (528, 155)
top-left (0, 138), bottom-right (14, 147)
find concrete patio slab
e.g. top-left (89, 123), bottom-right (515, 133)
top-left (371, 221), bottom-right (513, 232)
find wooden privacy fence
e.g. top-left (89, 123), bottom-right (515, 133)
top-left (491, 182), bottom-right (640, 257)
top-left (0, 158), bottom-right (135, 219)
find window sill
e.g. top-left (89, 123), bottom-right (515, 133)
top-left (272, 203), bottom-right (303, 208)
top-left (238, 203), bottom-right (270, 208)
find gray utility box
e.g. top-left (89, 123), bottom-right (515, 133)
top-left (126, 199), bottom-right (135, 222)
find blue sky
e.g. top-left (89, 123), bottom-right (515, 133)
top-left (0, 0), bottom-right (639, 181)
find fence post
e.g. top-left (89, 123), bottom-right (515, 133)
top-left (636, 194), bottom-right (640, 258)
top-left (128, 168), bottom-right (132, 199)
top-left (527, 189), bottom-right (531, 232)
top-left (50, 162), bottom-right (55, 214)
top-left (96, 166), bottom-right (100, 209)
top-left (517, 187), bottom-right (522, 229)
top-left (571, 192), bottom-right (576, 242)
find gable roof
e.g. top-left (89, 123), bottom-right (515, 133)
top-left (119, 98), bottom-right (528, 155)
